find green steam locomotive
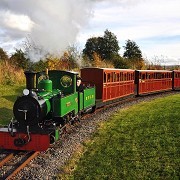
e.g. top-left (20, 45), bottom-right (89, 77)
top-left (0, 70), bottom-right (96, 151)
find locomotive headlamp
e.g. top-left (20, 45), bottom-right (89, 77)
top-left (23, 89), bottom-right (30, 96)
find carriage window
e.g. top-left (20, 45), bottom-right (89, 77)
top-left (111, 72), bottom-right (113, 82)
top-left (128, 73), bottom-right (130, 80)
top-left (170, 73), bottom-right (172, 78)
top-left (152, 73), bottom-right (155, 79)
top-left (132, 73), bottom-right (134, 80)
top-left (104, 73), bottom-right (106, 83)
top-left (156, 73), bottom-right (158, 79)
top-left (154, 73), bottom-right (156, 79)
top-left (117, 73), bottom-right (120, 81)
top-left (123, 73), bottom-right (127, 81)
top-left (157, 73), bottom-right (162, 79)
top-left (107, 73), bottom-right (111, 82)
top-left (141, 73), bottom-right (146, 80)
top-left (146, 73), bottom-right (150, 79)
top-left (140, 73), bottom-right (142, 79)
top-left (113, 72), bottom-right (116, 82)
top-left (155, 73), bottom-right (158, 79)
top-left (126, 73), bottom-right (129, 80)
top-left (150, 73), bottom-right (152, 79)
top-left (154, 73), bottom-right (157, 79)
top-left (120, 72), bottom-right (123, 81)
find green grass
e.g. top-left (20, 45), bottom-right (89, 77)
top-left (0, 84), bottom-right (24, 125)
top-left (61, 94), bottom-right (180, 180)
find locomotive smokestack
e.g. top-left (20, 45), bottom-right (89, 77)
top-left (24, 71), bottom-right (36, 89)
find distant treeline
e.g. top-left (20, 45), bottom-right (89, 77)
top-left (0, 30), bottom-right (179, 85)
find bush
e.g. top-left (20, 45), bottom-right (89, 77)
top-left (0, 61), bottom-right (25, 85)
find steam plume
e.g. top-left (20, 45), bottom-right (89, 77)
top-left (0, 0), bottom-right (93, 61)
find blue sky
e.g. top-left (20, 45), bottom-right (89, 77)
top-left (0, 0), bottom-right (180, 65)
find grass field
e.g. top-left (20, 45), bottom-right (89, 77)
top-left (60, 94), bottom-right (180, 179)
top-left (0, 84), bottom-right (24, 125)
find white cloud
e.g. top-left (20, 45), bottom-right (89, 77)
top-left (0, 0), bottom-right (94, 61)
top-left (0, 11), bottom-right (34, 32)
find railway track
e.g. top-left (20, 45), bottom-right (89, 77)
top-left (0, 151), bottom-right (39, 179)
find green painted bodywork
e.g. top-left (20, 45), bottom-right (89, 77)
top-left (77, 87), bottom-right (96, 113)
top-left (38, 79), bottom-right (52, 92)
top-left (83, 87), bottom-right (96, 109)
top-left (79, 92), bottom-right (84, 111)
top-left (52, 93), bottom-right (78, 117)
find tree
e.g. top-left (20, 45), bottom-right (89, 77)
top-left (123, 40), bottom-right (142, 59)
top-left (83, 37), bottom-right (99, 61)
top-left (112, 54), bottom-right (129, 69)
top-left (0, 48), bottom-right (9, 61)
top-left (83, 29), bottom-right (120, 63)
top-left (10, 49), bottom-right (30, 70)
top-left (102, 29), bottom-right (120, 60)
top-left (123, 40), bottom-right (144, 69)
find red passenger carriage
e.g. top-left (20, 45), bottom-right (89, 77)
top-left (81, 68), bottom-right (135, 106)
top-left (135, 70), bottom-right (172, 95)
top-left (173, 70), bottom-right (180, 90)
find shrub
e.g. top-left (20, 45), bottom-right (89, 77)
top-left (0, 61), bottom-right (25, 85)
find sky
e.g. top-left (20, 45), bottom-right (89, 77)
top-left (0, 0), bottom-right (180, 65)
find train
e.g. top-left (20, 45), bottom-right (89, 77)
top-left (0, 68), bottom-right (179, 151)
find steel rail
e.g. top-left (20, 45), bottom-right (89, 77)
top-left (3, 151), bottom-right (39, 180)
